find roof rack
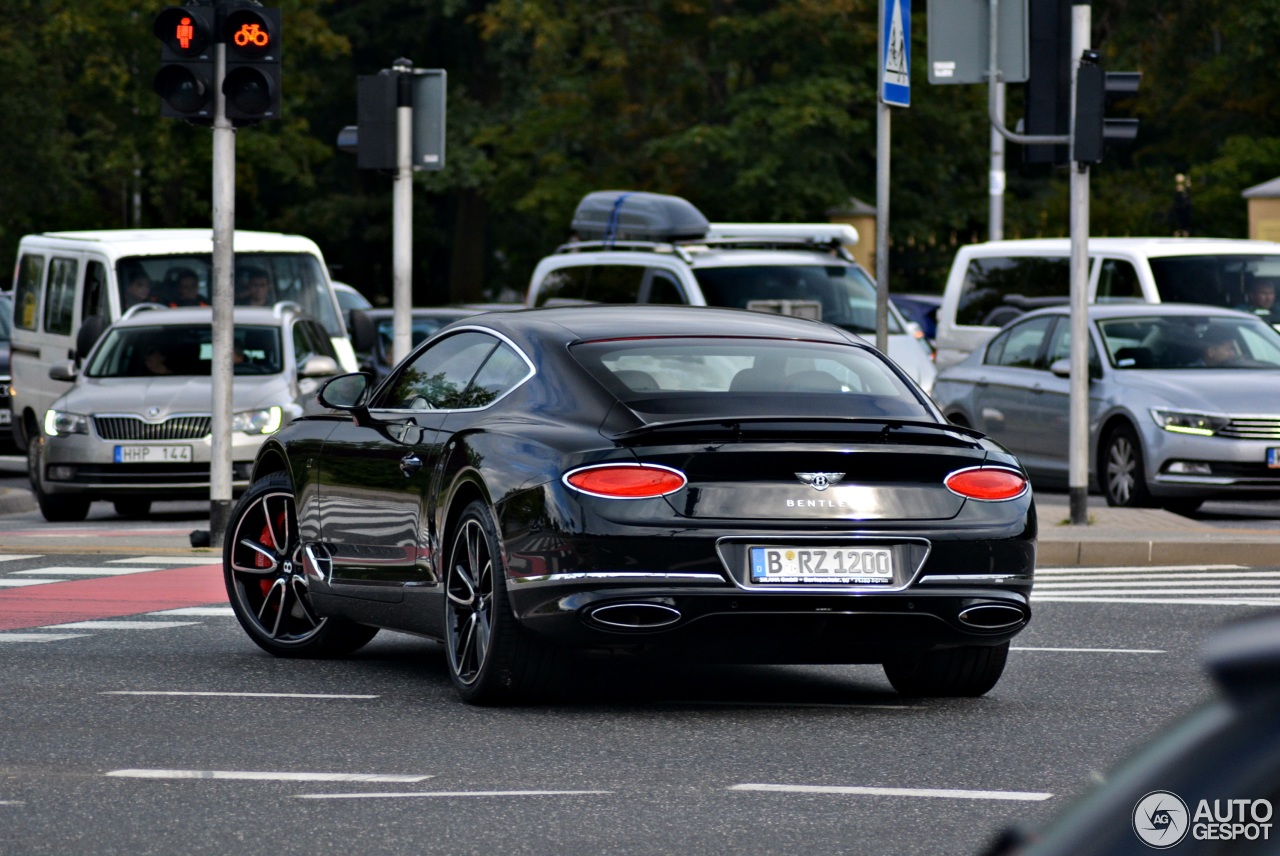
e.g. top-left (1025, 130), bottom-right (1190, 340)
top-left (706, 222), bottom-right (859, 246)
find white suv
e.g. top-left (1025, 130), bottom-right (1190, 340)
top-left (524, 191), bottom-right (937, 393)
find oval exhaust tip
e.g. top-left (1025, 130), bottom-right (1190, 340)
top-left (957, 603), bottom-right (1026, 631)
top-left (589, 602), bottom-right (682, 630)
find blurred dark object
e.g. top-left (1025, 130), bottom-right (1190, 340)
top-left (1172, 173), bottom-right (1193, 237)
top-left (190, 529), bottom-right (211, 548)
top-left (890, 293), bottom-right (942, 340)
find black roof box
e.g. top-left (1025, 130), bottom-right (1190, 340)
top-left (571, 191), bottom-right (710, 243)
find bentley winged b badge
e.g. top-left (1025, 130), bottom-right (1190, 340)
top-left (796, 472), bottom-right (845, 491)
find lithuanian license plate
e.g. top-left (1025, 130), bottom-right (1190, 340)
top-left (750, 546), bottom-right (894, 585)
top-left (114, 444), bottom-right (193, 464)
top-left (1268, 448), bottom-right (1280, 469)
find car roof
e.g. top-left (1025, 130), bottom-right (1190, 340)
top-left (1018, 302), bottom-right (1261, 321)
top-left (957, 236), bottom-right (1280, 258)
top-left (21, 229), bottom-right (323, 258)
top-left (468, 304), bottom-right (859, 344)
top-left (109, 305), bottom-right (302, 328)
top-left (359, 307), bottom-right (483, 321)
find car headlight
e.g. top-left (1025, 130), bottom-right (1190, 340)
top-left (232, 406), bottom-right (283, 435)
top-left (1150, 409), bottom-right (1230, 436)
top-left (44, 409), bottom-right (89, 436)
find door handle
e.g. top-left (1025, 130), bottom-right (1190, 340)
top-left (400, 454), bottom-right (423, 477)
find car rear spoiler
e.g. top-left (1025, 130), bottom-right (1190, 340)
top-left (607, 415), bottom-right (987, 443)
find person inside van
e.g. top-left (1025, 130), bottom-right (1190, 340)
top-left (122, 267), bottom-right (156, 308)
top-left (1236, 277), bottom-right (1278, 322)
top-left (236, 267), bottom-right (274, 306)
top-left (166, 268), bottom-right (208, 307)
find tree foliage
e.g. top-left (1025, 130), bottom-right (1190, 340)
top-left (2, 0), bottom-right (1278, 300)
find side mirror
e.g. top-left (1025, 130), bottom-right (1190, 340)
top-left (298, 355), bottom-right (340, 379)
top-left (1049, 358), bottom-right (1071, 378)
top-left (348, 308), bottom-right (376, 354)
top-left (317, 372), bottom-right (371, 411)
top-left (49, 360), bottom-right (78, 382)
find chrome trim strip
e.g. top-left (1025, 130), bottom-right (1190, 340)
top-left (511, 572), bottom-right (727, 588)
top-left (918, 574), bottom-right (1034, 585)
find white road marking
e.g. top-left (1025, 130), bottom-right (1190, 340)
top-left (729, 783), bottom-right (1052, 801)
top-left (148, 607), bottom-right (235, 616)
top-left (295, 790), bottom-right (613, 800)
top-left (1012, 647), bottom-right (1164, 654)
top-left (0, 801), bottom-right (26, 805)
top-left (0, 555), bottom-right (42, 563)
top-left (1039, 588), bottom-right (1280, 597)
top-left (39, 621), bottom-right (200, 630)
top-left (1037, 596), bottom-right (1280, 606)
top-left (1037, 564), bottom-right (1245, 573)
top-left (106, 557), bottom-right (220, 564)
top-left (0, 579), bottom-right (63, 587)
top-left (11, 567), bottom-right (160, 576)
top-left (0, 633), bottom-right (92, 643)
top-left (1037, 571), bottom-right (1280, 583)
top-left (107, 769), bottom-right (432, 782)
top-left (103, 691), bottom-right (379, 699)
top-left (1037, 580), bottom-right (1280, 589)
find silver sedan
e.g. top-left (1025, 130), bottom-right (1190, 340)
top-left (932, 303), bottom-right (1280, 513)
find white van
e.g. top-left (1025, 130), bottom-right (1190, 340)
top-left (8, 229), bottom-right (356, 450)
top-left (933, 237), bottom-right (1280, 369)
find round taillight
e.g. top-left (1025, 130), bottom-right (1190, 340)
top-left (564, 464), bottom-right (687, 499)
top-left (944, 467), bottom-right (1028, 501)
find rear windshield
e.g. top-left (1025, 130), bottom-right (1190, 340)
top-left (571, 337), bottom-right (931, 418)
top-left (86, 324), bottom-right (283, 378)
top-left (115, 252), bottom-right (342, 337)
top-left (693, 264), bottom-right (904, 336)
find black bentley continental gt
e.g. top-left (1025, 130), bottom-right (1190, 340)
top-left (223, 305), bottom-right (1036, 704)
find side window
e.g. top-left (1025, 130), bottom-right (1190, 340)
top-left (956, 256), bottom-right (1071, 327)
top-left (644, 270), bottom-right (686, 305)
top-left (464, 343), bottom-right (529, 407)
top-left (1044, 318), bottom-right (1103, 377)
top-left (14, 253), bottom-right (44, 331)
top-left (983, 316), bottom-right (1054, 369)
top-left (44, 257), bottom-right (79, 335)
top-left (534, 267), bottom-right (590, 306)
top-left (378, 331), bottom-right (497, 410)
top-left (1097, 259), bottom-right (1141, 300)
top-left (82, 261), bottom-right (110, 321)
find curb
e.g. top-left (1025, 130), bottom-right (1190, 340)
top-left (0, 487), bottom-right (36, 516)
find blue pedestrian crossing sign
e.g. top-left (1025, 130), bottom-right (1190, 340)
top-left (881, 0), bottom-right (911, 107)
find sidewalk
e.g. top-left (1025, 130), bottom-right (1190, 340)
top-left (3, 485), bottom-right (1280, 566)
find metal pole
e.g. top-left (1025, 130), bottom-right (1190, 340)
top-left (990, 82), bottom-right (1005, 241)
top-left (874, 0), bottom-right (890, 355)
top-left (392, 59), bottom-right (414, 365)
top-left (1068, 4), bottom-right (1091, 525)
top-left (210, 39), bottom-right (236, 545)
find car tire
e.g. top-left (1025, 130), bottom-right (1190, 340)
top-left (223, 472), bottom-right (378, 658)
top-left (113, 499), bottom-right (152, 518)
top-left (28, 437), bottom-right (90, 523)
top-left (1102, 424), bottom-right (1153, 508)
top-left (445, 499), bottom-right (563, 705)
top-left (883, 642), bottom-right (1009, 697)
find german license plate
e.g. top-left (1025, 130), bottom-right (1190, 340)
top-left (750, 546), bottom-right (894, 585)
top-left (1269, 448), bottom-right (1280, 469)
top-left (114, 444), bottom-right (192, 464)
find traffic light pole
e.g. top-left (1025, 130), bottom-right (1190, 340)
top-left (392, 59), bottom-right (414, 366)
top-left (210, 38), bottom-right (236, 546)
top-left (1067, 3), bottom-right (1091, 526)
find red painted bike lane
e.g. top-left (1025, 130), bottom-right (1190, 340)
top-left (0, 565), bottom-right (227, 631)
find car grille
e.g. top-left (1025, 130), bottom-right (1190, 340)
top-left (1219, 418), bottom-right (1280, 440)
top-left (64, 463), bottom-right (212, 485)
top-left (94, 415), bottom-right (212, 441)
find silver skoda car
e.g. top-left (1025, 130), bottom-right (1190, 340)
top-left (29, 305), bottom-right (341, 521)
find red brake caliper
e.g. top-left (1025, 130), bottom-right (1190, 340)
top-left (256, 509), bottom-right (278, 597)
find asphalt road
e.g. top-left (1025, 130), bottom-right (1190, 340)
top-left (0, 550), bottom-right (1268, 856)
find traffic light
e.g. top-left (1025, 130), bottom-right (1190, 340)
top-left (1072, 52), bottom-right (1141, 165)
top-left (222, 3), bottom-right (281, 124)
top-left (153, 6), bottom-right (216, 121)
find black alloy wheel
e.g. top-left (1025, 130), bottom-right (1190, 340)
top-left (223, 472), bottom-right (377, 657)
top-left (1102, 424), bottom-right (1153, 508)
top-left (29, 437), bottom-right (90, 523)
top-left (883, 642), bottom-right (1010, 697)
top-left (445, 499), bottom-right (562, 704)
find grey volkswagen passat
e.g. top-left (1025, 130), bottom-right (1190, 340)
top-left (933, 303), bottom-right (1280, 513)
top-left (29, 304), bottom-right (341, 521)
